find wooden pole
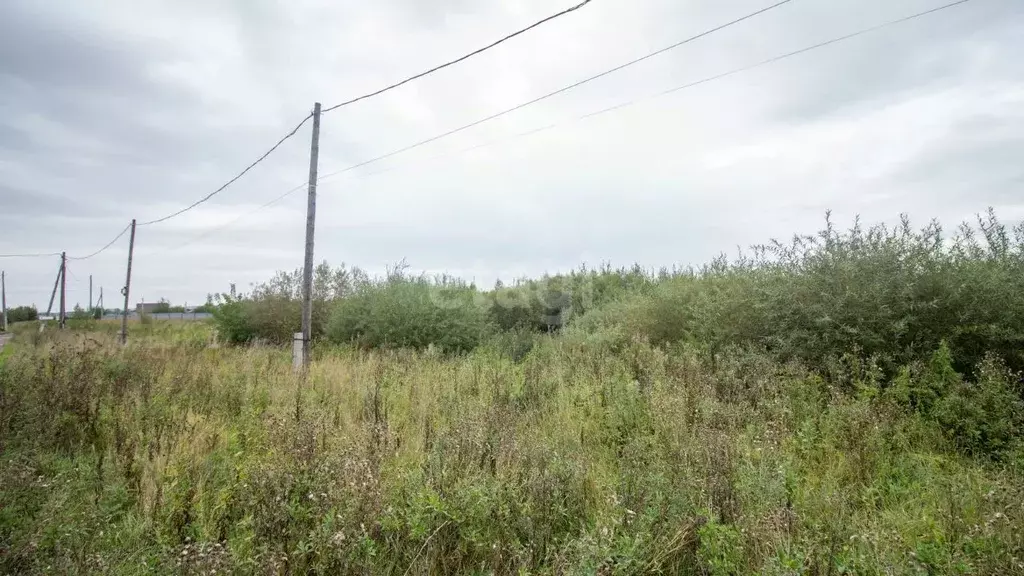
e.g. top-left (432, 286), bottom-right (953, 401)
top-left (300, 103), bottom-right (321, 369)
top-left (120, 219), bottom-right (137, 344)
top-left (89, 275), bottom-right (93, 313)
top-left (1, 271), bottom-right (7, 332)
top-left (59, 252), bottom-right (66, 329)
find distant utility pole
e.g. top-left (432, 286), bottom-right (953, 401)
top-left (1, 271), bottom-right (7, 332)
top-left (89, 275), bottom-right (93, 312)
top-left (120, 219), bottom-right (137, 345)
top-left (98, 287), bottom-right (103, 311)
top-left (300, 102), bottom-right (321, 369)
top-left (59, 252), bottom-right (66, 329)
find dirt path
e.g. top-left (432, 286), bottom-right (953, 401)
top-left (0, 332), bottom-right (11, 351)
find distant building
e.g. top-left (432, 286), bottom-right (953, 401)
top-left (136, 302), bottom-right (163, 314)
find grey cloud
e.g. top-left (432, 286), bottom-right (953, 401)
top-left (1, 0), bottom-right (315, 223)
top-left (890, 133), bottom-right (1024, 210)
top-left (0, 184), bottom-right (96, 220)
top-left (2, 0), bottom-right (1023, 309)
top-left (767, 1), bottom-right (1024, 122)
top-left (0, 2), bottom-right (163, 91)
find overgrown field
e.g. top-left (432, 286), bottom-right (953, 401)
top-left (2, 213), bottom-right (1023, 574)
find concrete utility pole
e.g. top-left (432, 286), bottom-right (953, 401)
top-left (1, 271), bottom-right (7, 332)
top-left (300, 102), bottom-right (321, 369)
top-left (120, 219), bottom-right (137, 344)
top-left (59, 252), bottom-right (66, 329)
top-left (89, 275), bottom-right (93, 312)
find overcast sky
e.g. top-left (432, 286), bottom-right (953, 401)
top-left (1, 0), bottom-right (1022, 309)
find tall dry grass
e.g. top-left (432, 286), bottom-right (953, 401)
top-left (1, 326), bottom-right (1021, 574)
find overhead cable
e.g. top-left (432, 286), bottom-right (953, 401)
top-left (322, 0), bottom-right (596, 113)
top-left (137, 112), bottom-right (313, 226)
top-left (585, 0), bottom-right (978, 121)
top-left (125, 0), bottom-right (975, 247)
top-left (0, 252), bottom-right (62, 259)
top-left (314, 0), bottom-right (795, 182)
top-left (67, 222), bottom-right (133, 260)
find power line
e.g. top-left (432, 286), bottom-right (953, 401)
top-left (148, 1), bottom-right (851, 242)
top-left (60, 0), bottom-right (787, 249)
top-left (0, 252), bottom-right (62, 259)
top-left (78, 0), bottom-right (598, 242)
top-left (319, 123), bottom-right (559, 188)
top-left (129, 0), bottom-right (976, 251)
top-left (67, 222), bottom-right (133, 261)
top-left (60, 1), bottom-right (593, 236)
top-left (137, 112), bottom-right (313, 227)
top-left (322, 0), bottom-right (596, 114)
top-left (158, 125), bottom-right (560, 250)
top-left (4, 221), bottom-right (131, 261)
top-left (320, 0), bottom-right (977, 188)
top-left (593, 0), bottom-right (978, 118)
top-left (159, 183), bottom-right (308, 253)
top-left (314, 0), bottom-right (795, 183)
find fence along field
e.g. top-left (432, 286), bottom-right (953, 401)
top-left (0, 212), bottom-right (1022, 575)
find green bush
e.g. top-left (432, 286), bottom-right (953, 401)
top-left (4, 306), bottom-right (38, 324)
top-left (69, 304), bottom-right (93, 321)
top-left (573, 212), bottom-right (1024, 376)
top-left (212, 296), bottom-right (332, 345)
top-left (210, 263), bottom-right (661, 347)
top-left (211, 296), bottom-right (253, 344)
top-left (697, 520), bottom-right (745, 576)
top-left (889, 341), bottom-right (962, 414)
top-left (488, 283), bottom-right (570, 333)
top-left (327, 276), bottom-right (487, 353)
top-left (933, 354), bottom-right (1024, 459)
top-left (487, 265), bottom-right (657, 335)
top-left (888, 342), bottom-right (1024, 459)
top-left (211, 262), bottom-right (350, 344)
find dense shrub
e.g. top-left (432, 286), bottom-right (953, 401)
top-left (488, 284), bottom-right (570, 333)
top-left (210, 296), bottom-right (256, 344)
top-left (488, 265), bottom-right (657, 335)
top-left (890, 343), bottom-right (1024, 459)
top-left (327, 275), bottom-right (487, 353)
top-left (4, 306), bottom-right (37, 324)
top-left (211, 211), bottom-right (1024, 384)
top-left (934, 357), bottom-right (1024, 459)
top-left (574, 211), bottom-right (1024, 376)
top-left (211, 262), bottom-right (352, 344)
top-left (68, 304), bottom-right (93, 320)
top-left (880, 340), bottom-right (1024, 457)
